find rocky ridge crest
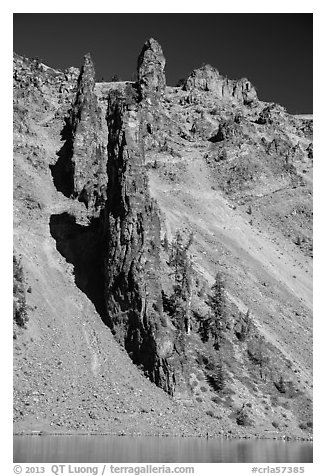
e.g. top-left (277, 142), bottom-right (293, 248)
top-left (184, 63), bottom-right (258, 105)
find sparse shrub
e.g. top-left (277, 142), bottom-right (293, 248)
top-left (247, 336), bottom-right (270, 379)
top-left (170, 148), bottom-right (182, 158)
top-left (13, 254), bottom-right (24, 287)
top-left (218, 149), bottom-right (228, 161)
top-left (234, 309), bottom-right (253, 341)
top-left (211, 396), bottom-right (222, 404)
top-left (294, 236), bottom-right (302, 246)
top-left (286, 381), bottom-right (300, 398)
top-left (280, 401), bottom-right (290, 410)
top-left (272, 421), bottom-right (279, 428)
top-left (189, 383), bottom-right (196, 393)
top-left (159, 139), bottom-right (170, 153)
top-left (306, 421), bottom-right (313, 429)
top-left (206, 362), bottom-right (225, 393)
top-left (298, 422), bottom-right (308, 430)
top-left (235, 405), bottom-right (251, 426)
top-left (206, 410), bottom-right (215, 418)
top-left (274, 376), bottom-right (287, 394)
top-left (196, 353), bottom-right (206, 366)
top-left (162, 233), bottom-right (169, 252)
top-left (270, 396), bottom-right (279, 407)
top-left (13, 254), bottom-right (28, 329)
top-left (196, 396), bottom-right (203, 403)
top-left (224, 396), bottom-right (234, 408)
top-left (200, 386), bottom-right (208, 393)
top-left (224, 387), bottom-right (236, 396)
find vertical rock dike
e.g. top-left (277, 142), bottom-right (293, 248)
top-left (67, 53), bottom-right (108, 214)
top-left (103, 40), bottom-right (176, 394)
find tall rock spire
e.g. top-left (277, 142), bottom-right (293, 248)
top-left (137, 38), bottom-right (166, 102)
top-left (103, 89), bottom-right (176, 394)
top-left (67, 53), bottom-right (107, 213)
top-left (76, 52), bottom-right (96, 96)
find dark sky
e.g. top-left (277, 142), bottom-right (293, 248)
top-left (13, 13), bottom-right (313, 114)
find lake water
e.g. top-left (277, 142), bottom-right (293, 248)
top-left (13, 435), bottom-right (313, 463)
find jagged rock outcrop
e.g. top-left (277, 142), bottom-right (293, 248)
top-left (256, 103), bottom-right (287, 125)
top-left (13, 53), bottom-right (79, 109)
top-left (184, 64), bottom-right (257, 105)
top-left (61, 53), bottom-right (108, 213)
top-left (137, 38), bottom-right (166, 102)
top-left (190, 111), bottom-right (220, 140)
top-left (103, 87), bottom-right (176, 394)
top-left (50, 45), bottom-right (179, 394)
top-left (208, 117), bottom-right (255, 143)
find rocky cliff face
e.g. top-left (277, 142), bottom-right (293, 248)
top-left (137, 38), bottom-right (166, 102)
top-left (13, 53), bottom-right (80, 125)
top-left (13, 39), bottom-right (313, 438)
top-left (103, 87), bottom-right (176, 393)
top-left (184, 64), bottom-right (257, 105)
top-left (49, 45), bottom-right (178, 393)
top-left (53, 53), bottom-right (108, 215)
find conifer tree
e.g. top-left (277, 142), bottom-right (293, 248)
top-left (215, 359), bottom-right (225, 392)
top-left (162, 233), bottom-right (169, 252)
top-left (207, 272), bottom-right (227, 349)
top-left (169, 231), bottom-right (194, 333)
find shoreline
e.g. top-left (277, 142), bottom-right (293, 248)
top-left (13, 431), bottom-right (313, 442)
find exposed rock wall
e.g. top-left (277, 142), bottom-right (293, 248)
top-left (103, 88), bottom-right (176, 393)
top-left (137, 38), bottom-right (166, 103)
top-left (184, 64), bottom-right (257, 105)
top-left (66, 53), bottom-right (108, 214)
top-left (13, 53), bottom-right (79, 113)
top-left (49, 43), bottom-right (179, 394)
top-left (14, 36), bottom-right (313, 437)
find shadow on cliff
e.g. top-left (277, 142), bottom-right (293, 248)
top-left (49, 212), bottom-right (108, 321)
top-left (49, 117), bottom-right (75, 198)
